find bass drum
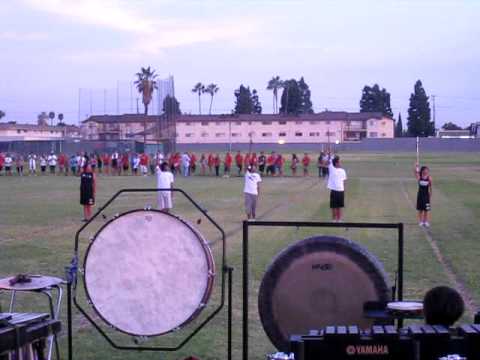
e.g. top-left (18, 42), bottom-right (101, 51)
top-left (83, 209), bottom-right (215, 337)
top-left (258, 236), bottom-right (390, 351)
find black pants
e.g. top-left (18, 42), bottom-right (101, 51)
top-left (215, 166), bottom-right (220, 177)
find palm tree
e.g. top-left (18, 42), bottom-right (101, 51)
top-left (0, 110), bottom-right (5, 121)
top-left (192, 82), bottom-right (205, 114)
top-left (58, 113), bottom-right (64, 125)
top-left (267, 76), bottom-right (282, 114)
top-left (48, 111), bottom-right (55, 126)
top-left (282, 80), bottom-right (291, 115)
top-left (134, 66), bottom-right (158, 143)
top-left (204, 83), bottom-right (219, 115)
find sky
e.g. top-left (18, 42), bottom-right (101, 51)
top-left (1, 0), bottom-right (479, 127)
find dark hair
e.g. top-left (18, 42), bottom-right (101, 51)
top-left (160, 162), bottom-right (168, 171)
top-left (332, 156), bottom-right (340, 167)
top-left (423, 286), bottom-right (464, 327)
top-left (420, 166), bottom-right (429, 176)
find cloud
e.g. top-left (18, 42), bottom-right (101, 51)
top-left (24, 0), bottom-right (153, 33)
top-left (0, 31), bottom-right (48, 41)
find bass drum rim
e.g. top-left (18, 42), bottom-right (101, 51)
top-left (82, 209), bottom-right (215, 337)
top-left (258, 235), bottom-right (391, 351)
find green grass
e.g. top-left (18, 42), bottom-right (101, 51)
top-left (0, 152), bottom-right (479, 359)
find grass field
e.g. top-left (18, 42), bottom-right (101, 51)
top-left (1, 152), bottom-right (479, 359)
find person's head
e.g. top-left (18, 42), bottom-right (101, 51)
top-left (332, 156), bottom-right (340, 167)
top-left (247, 165), bottom-right (255, 173)
top-left (160, 162), bottom-right (168, 172)
top-left (292, 153), bottom-right (297, 159)
top-left (423, 286), bottom-right (464, 327)
top-left (420, 166), bottom-right (429, 178)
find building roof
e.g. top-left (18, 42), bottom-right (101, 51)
top-left (83, 111), bottom-right (389, 124)
top-left (0, 123), bottom-right (80, 131)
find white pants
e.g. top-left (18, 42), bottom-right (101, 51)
top-left (157, 191), bottom-right (172, 210)
top-left (29, 160), bottom-right (36, 171)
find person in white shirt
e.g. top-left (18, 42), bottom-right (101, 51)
top-left (243, 165), bottom-right (262, 220)
top-left (181, 152), bottom-right (191, 177)
top-left (28, 153), bottom-right (37, 175)
top-left (156, 162), bottom-right (174, 212)
top-left (4, 154), bottom-right (13, 176)
top-left (47, 152), bottom-right (57, 174)
top-left (327, 155), bottom-right (347, 222)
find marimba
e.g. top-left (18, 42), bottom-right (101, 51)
top-left (0, 313), bottom-right (61, 360)
top-left (290, 324), bottom-right (480, 360)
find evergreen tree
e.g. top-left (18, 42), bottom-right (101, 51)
top-left (234, 85), bottom-right (261, 114)
top-left (162, 95), bottom-right (181, 115)
top-left (252, 89), bottom-right (262, 114)
top-left (298, 77), bottom-right (314, 114)
top-left (359, 84), bottom-right (393, 117)
top-left (280, 79), bottom-right (301, 114)
top-left (395, 113), bottom-right (403, 137)
top-left (0, 110), bottom-right (5, 121)
top-left (407, 80), bottom-right (433, 137)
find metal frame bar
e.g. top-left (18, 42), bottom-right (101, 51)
top-left (66, 188), bottom-right (231, 359)
top-left (242, 220), bottom-right (404, 360)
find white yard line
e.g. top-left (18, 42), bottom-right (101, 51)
top-left (400, 182), bottom-right (476, 314)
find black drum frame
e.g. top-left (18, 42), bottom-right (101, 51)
top-left (65, 188), bottom-right (233, 360)
top-left (241, 220), bottom-right (404, 360)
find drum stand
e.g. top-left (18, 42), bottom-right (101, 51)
top-left (65, 188), bottom-right (233, 360)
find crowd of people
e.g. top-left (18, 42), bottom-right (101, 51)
top-left (0, 150), bottom-right (336, 178)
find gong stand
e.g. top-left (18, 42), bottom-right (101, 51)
top-left (242, 220), bottom-right (404, 360)
top-left (65, 188), bottom-right (232, 360)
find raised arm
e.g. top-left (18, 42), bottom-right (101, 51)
top-left (414, 162), bottom-right (420, 180)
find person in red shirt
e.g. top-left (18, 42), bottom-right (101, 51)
top-left (102, 153), bottom-right (110, 175)
top-left (250, 152), bottom-right (257, 167)
top-left (302, 153), bottom-right (311, 176)
top-left (173, 153), bottom-right (181, 175)
top-left (235, 151), bottom-right (243, 176)
top-left (244, 153), bottom-right (251, 173)
top-left (266, 152), bottom-right (276, 176)
top-left (121, 153), bottom-right (129, 175)
top-left (276, 153), bottom-right (284, 176)
top-left (224, 152), bottom-right (233, 178)
top-left (190, 153), bottom-right (197, 175)
top-left (0, 153), bottom-right (4, 175)
top-left (213, 153), bottom-right (221, 177)
top-left (207, 153), bottom-right (214, 175)
top-left (58, 153), bottom-right (66, 175)
top-left (140, 152), bottom-right (149, 176)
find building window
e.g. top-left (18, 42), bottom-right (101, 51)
top-left (185, 133), bottom-right (194, 137)
top-left (309, 121), bottom-right (318, 125)
top-left (215, 132), bottom-right (225, 137)
top-left (216, 122), bottom-right (221, 126)
top-left (248, 121), bottom-right (253, 125)
top-left (279, 132), bottom-right (287, 137)
top-left (381, 121), bottom-right (386, 125)
top-left (17, 129), bottom-right (21, 134)
top-left (295, 121), bottom-right (302, 125)
top-left (325, 131), bottom-right (335, 136)
top-left (325, 121), bottom-right (330, 124)
top-left (382, 133), bottom-right (386, 137)
top-left (369, 132), bottom-right (378, 138)
top-left (309, 132), bottom-right (320, 137)
top-left (261, 121), bottom-right (272, 125)
top-left (295, 132), bottom-right (303, 137)
top-left (279, 121), bottom-right (287, 125)
top-left (370, 120), bottom-right (375, 126)
top-left (185, 122), bottom-right (192, 126)
top-left (201, 132), bottom-right (209, 137)
top-left (262, 132), bottom-right (272, 137)
top-left (201, 121), bottom-right (209, 126)
top-left (231, 132), bottom-right (241, 137)
top-left (235, 121), bottom-right (241, 126)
